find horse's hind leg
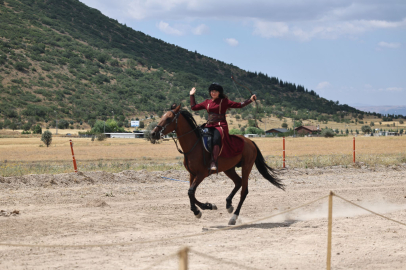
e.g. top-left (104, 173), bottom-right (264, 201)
top-left (223, 167), bottom-right (242, 214)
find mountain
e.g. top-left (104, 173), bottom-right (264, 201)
top-left (351, 105), bottom-right (406, 116)
top-left (0, 0), bottom-right (364, 130)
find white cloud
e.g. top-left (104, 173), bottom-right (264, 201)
top-left (378, 41), bottom-right (401, 49)
top-left (385, 87), bottom-right (403, 92)
top-left (157, 21), bottom-right (185, 36)
top-left (80, 1), bottom-right (406, 40)
top-left (252, 18), bottom-right (406, 41)
top-left (253, 21), bottom-right (289, 38)
top-left (224, 38), bottom-right (239, 47)
top-left (316, 81), bottom-right (332, 90)
top-left (378, 87), bottom-right (403, 92)
top-left (192, 24), bottom-right (209, 35)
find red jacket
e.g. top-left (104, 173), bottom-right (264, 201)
top-left (190, 95), bottom-right (252, 157)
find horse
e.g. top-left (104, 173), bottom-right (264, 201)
top-left (151, 104), bottom-right (285, 225)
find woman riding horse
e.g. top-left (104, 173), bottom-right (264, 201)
top-left (190, 82), bottom-right (256, 171)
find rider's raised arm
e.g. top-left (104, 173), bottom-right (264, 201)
top-left (226, 98), bottom-right (253, 109)
top-left (190, 93), bottom-right (207, 111)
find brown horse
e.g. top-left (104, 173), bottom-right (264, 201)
top-left (151, 104), bottom-right (284, 225)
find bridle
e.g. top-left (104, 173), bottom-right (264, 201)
top-left (155, 110), bottom-right (200, 155)
top-left (155, 109), bottom-right (180, 139)
top-left (154, 109), bottom-right (209, 176)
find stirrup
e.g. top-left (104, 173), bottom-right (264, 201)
top-left (210, 162), bottom-right (217, 171)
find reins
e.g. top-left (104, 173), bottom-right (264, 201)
top-left (156, 110), bottom-right (203, 175)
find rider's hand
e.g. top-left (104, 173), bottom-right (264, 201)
top-left (250, 94), bottom-right (257, 102)
top-left (190, 87), bottom-right (196, 95)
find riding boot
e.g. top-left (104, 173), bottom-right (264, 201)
top-left (210, 145), bottom-right (220, 171)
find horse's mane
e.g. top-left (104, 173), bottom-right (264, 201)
top-left (179, 110), bottom-right (201, 138)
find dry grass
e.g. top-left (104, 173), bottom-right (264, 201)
top-left (0, 135), bottom-right (406, 176)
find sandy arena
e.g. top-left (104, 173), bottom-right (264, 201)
top-left (0, 165), bottom-right (406, 269)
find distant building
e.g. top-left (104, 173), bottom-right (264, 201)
top-left (104, 132), bottom-right (144, 138)
top-left (265, 128), bottom-right (288, 135)
top-left (244, 134), bottom-right (259, 138)
top-left (294, 125), bottom-right (320, 136)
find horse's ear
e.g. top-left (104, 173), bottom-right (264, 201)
top-left (170, 103), bottom-right (177, 110)
top-left (173, 104), bottom-right (181, 112)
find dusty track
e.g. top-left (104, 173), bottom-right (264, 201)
top-left (0, 166), bottom-right (406, 269)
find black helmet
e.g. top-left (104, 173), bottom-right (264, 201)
top-left (208, 82), bottom-right (223, 94)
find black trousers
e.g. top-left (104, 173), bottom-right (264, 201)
top-left (209, 127), bottom-right (221, 147)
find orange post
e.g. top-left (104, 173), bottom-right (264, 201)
top-left (353, 137), bottom-right (355, 163)
top-left (283, 137), bottom-right (286, 168)
top-left (69, 139), bottom-right (78, 172)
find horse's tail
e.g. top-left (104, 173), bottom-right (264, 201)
top-left (252, 141), bottom-right (285, 190)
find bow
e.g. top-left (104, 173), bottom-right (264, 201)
top-left (231, 75), bottom-right (258, 128)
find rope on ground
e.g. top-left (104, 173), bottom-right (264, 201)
top-left (139, 252), bottom-right (178, 270)
top-left (190, 248), bottom-right (262, 270)
top-left (333, 193), bottom-right (406, 227)
top-left (161, 176), bottom-right (189, 183)
top-left (0, 194), bottom-right (329, 248)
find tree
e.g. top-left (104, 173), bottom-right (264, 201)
top-left (321, 129), bottom-right (335, 138)
top-left (22, 123), bottom-right (32, 131)
top-left (33, 124), bottom-right (42, 134)
top-left (229, 128), bottom-right (243, 135)
top-left (361, 125), bottom-right (372, 134)
top-left (144, 121), bottom-right (159, 144)
top-left (281, 122), bottom-right (288, 128)
top-left (41, 130), bottom-right (52, 147)
top-left (245, 127), bottom-right (265, 135)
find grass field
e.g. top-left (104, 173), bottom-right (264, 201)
top-left (0, 135), bottom-right (405, 177)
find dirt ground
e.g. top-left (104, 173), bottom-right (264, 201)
top-left (0, 165), bottom-right (405, 269)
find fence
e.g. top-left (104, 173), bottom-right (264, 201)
top-left (1, 191), bottom-right (404, 269)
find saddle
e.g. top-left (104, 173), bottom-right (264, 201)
top-left (198, 125), bottom-right (242, 169)
top-left (200, 127), bottom-right (214, 153)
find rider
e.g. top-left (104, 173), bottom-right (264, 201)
top-left (190, 83), bottom-right (257, 170)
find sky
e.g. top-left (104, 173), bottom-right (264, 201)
top-left (79, 0), bottom-right (406, 107)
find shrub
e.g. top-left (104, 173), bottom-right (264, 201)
top-left (361, 125), bottom-right (372, 134)
top-left (33, 124), bottom-right (42, 134)
top-left (14, 61), bottom-right (29, 71)
top-left (245, 127), bottom-right (265, 135)
top-left (41, 130), bottom-right (52, 147)
top-left (229, 128), bottom-right (243, 135)
top-left (321, 129), bottom-right (335, 138)
top-left (97, 133), bottom-right (106, 141)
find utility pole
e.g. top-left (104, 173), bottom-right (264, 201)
top-left (54, 110), bottom-right (58, 135)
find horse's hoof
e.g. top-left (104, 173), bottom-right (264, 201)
top-left (212, 204), bottom-right (217, 210)
top-left (226, 206), bottom-right (234, 213)
top-left (195, 211), bottom-right (202, 219)
top-left (228, 214), bottom-right (238, 225)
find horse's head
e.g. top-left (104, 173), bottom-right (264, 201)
top-left (150, 103), bottom-right (181, 140)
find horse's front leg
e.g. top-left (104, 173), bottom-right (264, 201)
top-left (223, 168), bottom-right (242, 214)
top-left (188, 173), bottom-right (217, 219)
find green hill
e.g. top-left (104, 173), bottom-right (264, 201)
top-left (0, 0), bottom-right (367, 131)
